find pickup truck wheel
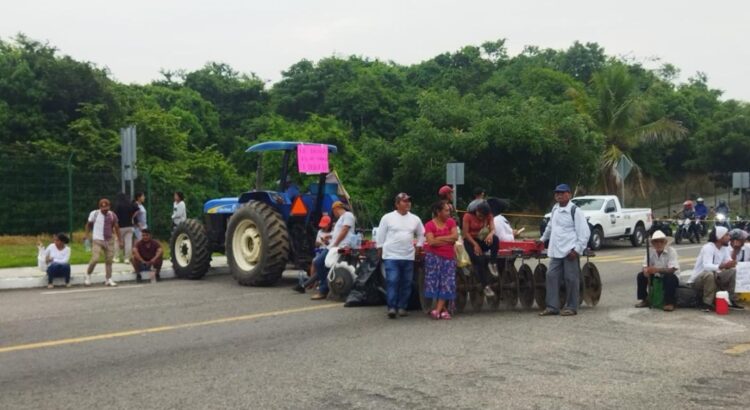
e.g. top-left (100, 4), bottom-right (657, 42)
top-left (630, 224), bottom-right (645, 247)
top-left (590, 227), bottom-right (604, 251)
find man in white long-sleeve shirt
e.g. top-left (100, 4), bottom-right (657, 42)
top-left (537, 184), bottom-right (590, 316)
top-left (689, 226), bottom-right (743, 310)
top-left (377, 192), bottom-right (425, 319)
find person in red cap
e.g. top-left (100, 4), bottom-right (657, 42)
top-left (293, 214), bottom-right (333, 293)
top-left (438, 185), bottom-right (457, 220)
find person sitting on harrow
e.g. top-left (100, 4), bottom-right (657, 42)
top-left (634, 231), bottom-right (680, 311)
top-left (424, 200), bottom-right (459, 320)
top-left (293, 215), bottom-right (332, 293)
top-left (538, 184), bottom-right (590, 317)
top-left (462, 201), bottom-right (498, 297)
top-left (487, 197), bottom-right (520, 242)
top-left (310, 202), bottom-right (356, 301)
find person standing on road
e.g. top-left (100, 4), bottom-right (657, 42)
top-left (538, 184), bottom-right (590, 317)
top-left (134, 192), bottom-right (148, 240)
top-left (172, 191), bottom-right (186, 228)
top-left (688, 226), bottom-right (744, 311)
top-left (85, 198), bottom-right (121, 287)
top-left (41, 233), bottom-right (72, 288)
top-left (310, 202), bottom-right (356, 300)
top-left (634, 231), bottom-right (680, 311)
top-left (114, 192), bottom-right (139, 264)
top-left (377, 193), bottom-right (425, 319)
top-left (423, 200), bottom-right (458, 320)
top-left (131, 229), bottom-right (163, 284)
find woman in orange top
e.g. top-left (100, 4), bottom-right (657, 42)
top-left (462, 201), bottom-right (498, 297)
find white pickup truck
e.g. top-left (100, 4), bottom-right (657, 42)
top-left (543, 195), bottom-right (652, 250)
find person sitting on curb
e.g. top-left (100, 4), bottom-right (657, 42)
top-left (310, 202), bottom-right (356, 300)
top-left (41, 233), bottom-right (72, 289)
top-left (131, 229), bottom-right (163, 284)
top-left (688, 226), bottom-right (743, 311)
top-left (634, 231), bottom-right (680, 311)
top-left (729, 228), bottom-right (750, 262)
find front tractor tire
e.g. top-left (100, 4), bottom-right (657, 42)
top-left (170, 219), bottom-right (212, 280)
top-left (226, 201), bottom-right (290, 286)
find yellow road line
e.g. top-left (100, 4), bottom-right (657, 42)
top-left (724, 343), bottom-right (750, 355)
top-left (0, 303), bottom-right (341, 354)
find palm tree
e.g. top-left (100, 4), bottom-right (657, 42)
top-left (591, 64), bottom-right (687, 196)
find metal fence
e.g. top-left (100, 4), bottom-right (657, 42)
top-left (0, 157), bottom-right (200, 239)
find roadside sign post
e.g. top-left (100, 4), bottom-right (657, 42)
top-left (120, 126), bottom-right (137, 196)
top-left (446, 162), bottom-right (465, 210)
top-left (616, 155), bottom-right (633, 207)
top-left (732, 172), bottom-right (750, 216)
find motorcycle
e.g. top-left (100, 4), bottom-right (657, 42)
top-left (648, 218), bottom-right (674, 238)
top-left (675, 217), bottom-right (700, 244)
top-left (714, 213), bottom-right (732, 230)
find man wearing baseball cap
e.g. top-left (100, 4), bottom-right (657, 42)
top-left (689, 226), bottom-right (743, 310)
top-left (310, 201), bottom-right (356, 300)
top-left (538, 184), bottom-right (590, 316)
top-left (376, 192), bottom-right (425, 319)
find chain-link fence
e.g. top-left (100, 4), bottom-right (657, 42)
top-left (0, 157), bottom-right (210, 240)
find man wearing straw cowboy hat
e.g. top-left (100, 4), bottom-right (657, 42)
top-left (634, 230), bottom-right (680, 311)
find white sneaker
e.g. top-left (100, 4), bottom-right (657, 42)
top-left (106, 279), bottom-right (118, 287)
top-left (484, 286), bottom-right (495, 297)
top-left (84, 275), bottom-right (91, 286)
top-left (124, 258), bottom-right (130, 264)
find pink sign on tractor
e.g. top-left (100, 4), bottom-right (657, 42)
top-left (297, 144), bottom-right (329, 174)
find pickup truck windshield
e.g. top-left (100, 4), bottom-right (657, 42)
top-left (571, 198), bottom-right (604, 211)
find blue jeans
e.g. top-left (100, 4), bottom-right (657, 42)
top-left (47, 263), bottom-right (71, 284)
top-left (313, 249), bottom-right (330, 294)
top-left (383, 259), bottom-right (414, 310)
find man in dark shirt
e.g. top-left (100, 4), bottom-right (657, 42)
top-left (131, 229), bottom-right (163, 283)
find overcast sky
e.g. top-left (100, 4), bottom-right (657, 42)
top-left (2, 0), bottom-right (748, 100)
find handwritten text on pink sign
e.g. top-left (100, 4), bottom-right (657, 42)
top-left (297, 144), bottom-right (329, 174)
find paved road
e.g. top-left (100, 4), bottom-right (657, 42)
top-left (1, 243), bottom-right (749, 409)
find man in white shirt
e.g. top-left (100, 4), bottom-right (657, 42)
top-left (634, 231), bottom-right (680, 311)
top-left (689, 226), bottom-right (742, 310)
top-left (310, 201), bottom-right (356, 300)
top-left (85, 198), bottom-right (121, 287)
top-left (377, 193), bottom-right (425, 319)
top-left (537, 184), bottom-right (590, 316)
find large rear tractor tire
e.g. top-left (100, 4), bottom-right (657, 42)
top-left (170, 219), bottom-right (211, 280)
top-left (226, 201), bottom-right (290, 286)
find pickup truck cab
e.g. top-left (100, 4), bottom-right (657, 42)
top-left (543, 195), bottom-right (652, 250)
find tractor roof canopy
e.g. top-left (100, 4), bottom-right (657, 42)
top-left (246, 141), bottom-right (338, 153)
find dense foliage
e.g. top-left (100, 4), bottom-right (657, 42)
top-left (1, 34), bottom-right (748, 225)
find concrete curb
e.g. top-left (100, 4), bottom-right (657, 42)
top-left (0, 257), bottom-right (229, 290)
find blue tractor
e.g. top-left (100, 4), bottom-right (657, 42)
top-left (169, 141), bottom-right (347, 286)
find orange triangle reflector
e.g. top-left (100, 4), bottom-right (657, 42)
top-left (290, 197), bottom-right (308, 216)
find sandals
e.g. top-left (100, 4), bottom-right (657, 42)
top-left (429, 310), bottom-right (453, 320)
top-left (560, 309), bottom-right (577, 316)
